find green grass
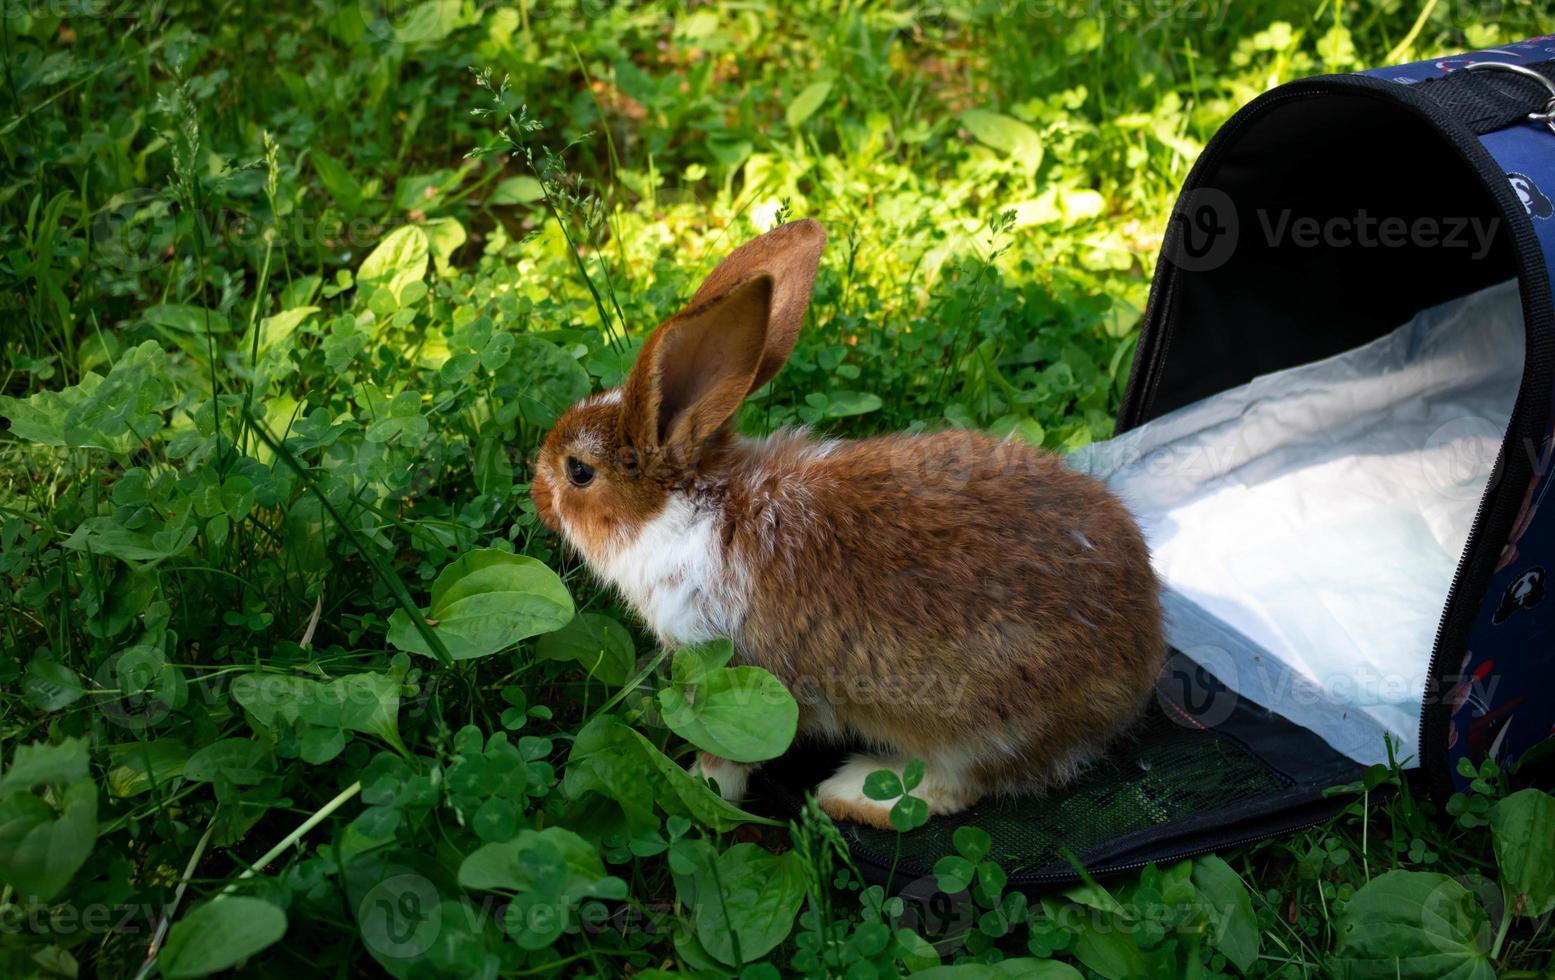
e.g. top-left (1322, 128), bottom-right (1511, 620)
top-left (2, 0), bottom-right (1553, 977)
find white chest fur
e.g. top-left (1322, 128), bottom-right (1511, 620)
top-left (582, 495), bottom-right (747, 646)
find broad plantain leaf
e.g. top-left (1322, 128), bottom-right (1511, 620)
top-left (233, 672), bottom-right (408, 757)
top-left (563, 715), bottom-right (775, 834)
top-left (786, 79), bottom-right (832, 127)
top-left (491, 175), bottom-right (543, 204)
top-left (459, 827), bottom-right (626, 950)
top-left (161, 896), bottom-right (287, 978)
top-left (1071, 924), bottom-right (1148, 980)
top-left (143, 303), bottom-right (231, 334)
top-left (1490, 788), bottom-right (1555, 918)
top-left (1333, 870), bottom-right (1494, 980)
top-left (670, 840), bottom-right (807, 966)
top-left (104, 739), bottom-right (190, 798)
top-left (0, 738), bottom-right (98, 901)
top-left (823, 390), bottom-right (883, 418)
top-left (1192, 853), bottom-right (1260, 974)
top-left (961, 109), bottom-right (1043, 172)
top-left (0, 738), bottom-right (90, 796)
top-left (358, 225), bottom-right (429, 304)
top-left (657, 643), bottom-right (797, 763)
top-left (22, 657), bottom-right (82, 712)
top-left (182, 739), bottom-right (273, 785)
top-left (0, 783), bottom-right (99, 902)
top-left (386, 550), bottom-right (574, 661)
top-left (0, 374), bottom-right (103, 447)
top-left (473, 433), bottom-right (514, 501)
top-left (535, 612), bottom-right (635, 685)
top-left (502, 336), bottom-right (592, 428)
top-left (313, 149), bottom-right (364, 213)
top-left (1, 341), bottom-right (171, 450)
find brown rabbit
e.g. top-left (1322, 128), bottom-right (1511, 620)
top-left (532, 220), bottom-right (1166, 829)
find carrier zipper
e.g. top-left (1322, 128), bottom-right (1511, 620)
top-left (846, 768), bottom-right (1391, 889)
top-left (847, 796), bottom-right (1358, 891)
top-left (1418, 288), bottom-right (1550, 798)
top-left (1008, 811), bottom-right (1333, 885)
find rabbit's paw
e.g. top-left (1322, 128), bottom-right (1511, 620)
top-left (689, 751), bottom-right (752, 802)
top-left (817, 752), bottom-right (980, 829)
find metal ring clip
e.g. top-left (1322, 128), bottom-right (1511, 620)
top-left (1464, 61), bottom-right (1555, 133)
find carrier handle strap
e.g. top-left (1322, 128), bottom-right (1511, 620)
top-left (1413, 58), bottom-right (1555, 135)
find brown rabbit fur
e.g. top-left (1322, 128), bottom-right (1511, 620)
top-left (532, 219), bottom-right (1166, 829)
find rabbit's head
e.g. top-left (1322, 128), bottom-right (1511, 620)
top-left (532, 219), bottom-right (826, 563)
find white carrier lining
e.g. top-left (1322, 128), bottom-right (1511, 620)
top-left (1071, 280), bottom-right (1524, 767)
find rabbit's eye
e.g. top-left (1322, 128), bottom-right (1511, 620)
top-left (565, 456), bottom-right (595, 487)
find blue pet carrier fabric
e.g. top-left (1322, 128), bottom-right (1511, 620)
top-left (1358, 41), bottom-right (1555, 794)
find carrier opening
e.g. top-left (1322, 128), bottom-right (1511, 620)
top-left (1099, 91), bottom-right (1526, 771)
top-left (1077, 280), bottom-right (1523, 767)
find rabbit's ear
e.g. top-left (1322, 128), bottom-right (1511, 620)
top-left (623, 220), bottom-right (826, 453)
top-left (623, 273), bottom-right (775, 453)
top-left (688, 219), bottom-right (826, 392)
